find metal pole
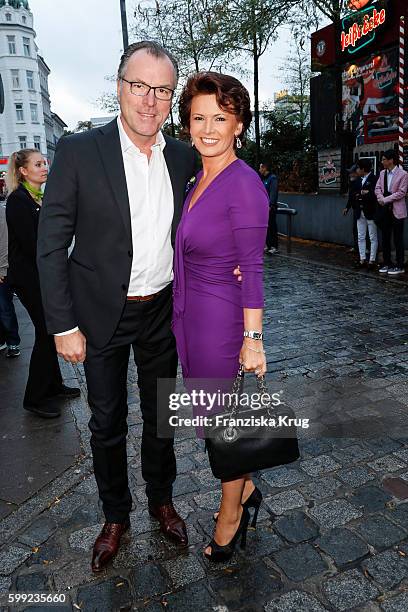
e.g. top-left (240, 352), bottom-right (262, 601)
top-left (120, 0), bottom-right (129, 50)
top-left (399, 15), bottom-right (405, 165)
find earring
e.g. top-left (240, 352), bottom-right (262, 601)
top-left (236, 136), bottom-right (242, 149)
top-left (191, 139), bottom-right (195, 148)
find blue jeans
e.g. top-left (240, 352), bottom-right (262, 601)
top-left (0, 278), bottom-right (20, 346)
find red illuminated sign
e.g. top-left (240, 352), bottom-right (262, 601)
top-left (341, 7), bottom-right (386, 53)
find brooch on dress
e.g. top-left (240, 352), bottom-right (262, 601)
top-left (185, 175), bottom-right (197, 196)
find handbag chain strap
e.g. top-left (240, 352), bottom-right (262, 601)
top-left (226, 365), bottom-right (269, 421)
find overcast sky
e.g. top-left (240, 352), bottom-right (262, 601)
top-left (29, 0), bottom-right (291, 130)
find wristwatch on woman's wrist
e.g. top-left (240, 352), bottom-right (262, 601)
top-left (243, 330), bottom-right (263, 340)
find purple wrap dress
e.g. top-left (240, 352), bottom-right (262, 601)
top-left (172, 159), bottom-right (269, 435)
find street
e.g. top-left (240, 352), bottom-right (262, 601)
top-left (1, 242), bottom-right (408, 611)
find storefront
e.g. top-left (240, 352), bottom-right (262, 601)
top-left (311, 0), bottom-right (407, 193)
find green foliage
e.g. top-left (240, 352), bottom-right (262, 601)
top-left (134, 0), bottom-right (236, 76)
top-left (75, 121), bottom-right (93, 132)
top-left (261, 110), bottom-right (317, 192)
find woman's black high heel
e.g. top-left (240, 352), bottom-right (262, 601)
top-left (204, 507), bottom-right (250, 562)
top-left (213, 486), bottom-right (263, 528)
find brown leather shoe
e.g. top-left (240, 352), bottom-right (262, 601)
top-left (148, 502), bottom-right (188, 546)
top-left (91, 519), bottom-right (130, 572)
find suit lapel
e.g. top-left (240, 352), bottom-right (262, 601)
top-left (94, 118), bottom-right (131, 240)
top-left (163, 137), bottom-right (184, 244)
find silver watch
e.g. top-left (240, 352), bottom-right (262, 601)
top-left (243, 330), bottom-right (263, 340)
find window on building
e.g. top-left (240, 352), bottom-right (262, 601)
top-left (15, 103), bottom-right (24, 122)
top-left (30, 103), bottom-right (38, 122)
top-left (33, 136), bottom-right (41, 151)
top-left (23, 37), bottom-right (30, 57)
top-left (7, 36), bottom-right (16, 55)
top-left (19, 136), bottom-right (27, 149)
top-left (6, 13), bottom-right (11, 21)
top-left (11, 70), bottom-right (20, 89)
top-left (22, 15), bottom-right (27, 24)
top-left (26, 70), bottom-right (34, 90)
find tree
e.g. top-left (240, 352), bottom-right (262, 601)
top-left (223, 0), bottom-right (303, 167)
top-left (75, 121), bottom-right (93, 132)
top-left (261, 110), bottom-right (317, 192)
top-left (279, 42), bottom-right (312, 140)
top-left (134, 0), bottom-right (233, 76)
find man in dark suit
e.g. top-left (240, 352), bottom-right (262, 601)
top-left (37, 42), bottom-right (196, 571)
top-left (343, 163), bottom-right (362, 254)
top-left (354, 158), bottom-right (378, 269)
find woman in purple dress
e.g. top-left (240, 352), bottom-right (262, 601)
top-left (173, 73), bottom-right (269, 561)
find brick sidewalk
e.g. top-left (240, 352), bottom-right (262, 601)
top-left (1, 249), bottom-right (408, 611)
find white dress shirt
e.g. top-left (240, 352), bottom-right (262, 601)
top-left (117, 116), bottom-right (174, 296)
top-left (56, 116), bottom-right (174, 336)
top-left (387, 167), bottom-right (396, 191)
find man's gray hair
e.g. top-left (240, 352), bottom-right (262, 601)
top-left (117, 41), bottom-right (179, 84)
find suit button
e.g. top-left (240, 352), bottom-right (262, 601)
top-left (121, 284), bottom-right (127, 291)
top-left (128, 250), bottom-right (132, 258)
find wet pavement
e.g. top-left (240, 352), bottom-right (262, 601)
top-left (1, 240), bottom-right (408, 611)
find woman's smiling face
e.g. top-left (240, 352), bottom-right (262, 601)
top-left (189, 94), bottom-right (243, 159)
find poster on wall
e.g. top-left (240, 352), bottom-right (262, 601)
top-left (318, 151), bottom-right (342, 190)
top-left (365, 109), bottom-right (408, 143)
top-left (342, 46), bottom-right (398, 146)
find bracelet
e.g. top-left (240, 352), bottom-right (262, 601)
top-left (246, 345), bottom-right (265, 354)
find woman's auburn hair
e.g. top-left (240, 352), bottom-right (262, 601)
top-left (179, 71), bottom-right (252, 143)
top-left (5, 148), bottom-right (39, 194)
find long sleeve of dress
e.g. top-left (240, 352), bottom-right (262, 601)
top-left (228, 171), bottom-right (269, 308)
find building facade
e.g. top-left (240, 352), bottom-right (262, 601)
top-left (0, 0), bottom-right (65, 168)
top-left (311, 0), bottom-right (408, 192)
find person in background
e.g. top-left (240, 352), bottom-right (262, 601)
top-left (259, 161), bottom-right (279, 254)
top-left (375, 149), bottom-right (408, 276)
top-left (0, 200), bottom-right (20, 357)
top-left (354, 158), bottom-right (378, 270)
top-left (5, 149), bottom-right (80, 418)
top-left (343, 164), bottom-right (361, 254)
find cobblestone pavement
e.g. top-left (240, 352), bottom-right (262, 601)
top-left (1, 248), bottom-right (408, 611)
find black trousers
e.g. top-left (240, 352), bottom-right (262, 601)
top-left (266, 205), bottom-right (278, 249)
top-left (381, 215), bottom-right (405, 268)
top-left (14, 281), bottom-right (63, 405)
top-left (84, 284), bottom-right (178, 523)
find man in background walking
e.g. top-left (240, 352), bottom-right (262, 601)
top-left (260, 161), bottom-right (279, 254)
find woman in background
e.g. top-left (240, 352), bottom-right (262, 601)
top-left (6, 149), bottom-right (79, 418)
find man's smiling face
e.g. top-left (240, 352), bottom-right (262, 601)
top-left (117, 49), bottom-right (176, 146)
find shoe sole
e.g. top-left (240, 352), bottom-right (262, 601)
top-left (6, 353), bottom-right (20, 358)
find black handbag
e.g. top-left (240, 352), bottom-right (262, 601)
top-left (204, 366), bottom-right (300, 481)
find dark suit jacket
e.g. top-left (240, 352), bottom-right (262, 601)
top-left (358, 172), bottom-right (378, 221)
top-left (346, 177), bottom-right (362, 214)
top-left (6, 184), bottom-right (41, 288)
top-left (37, 119), bottom-right (196, 348)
